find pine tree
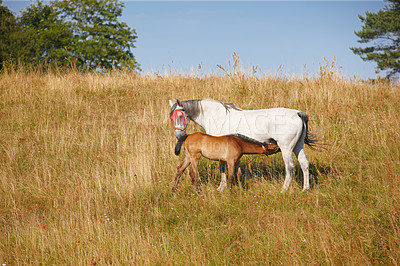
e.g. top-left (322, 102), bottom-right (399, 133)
top-left (351, 0), bottom-right (400, 78)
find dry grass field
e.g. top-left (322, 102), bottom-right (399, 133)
top-left (0, 64), bottom-right (399, 264)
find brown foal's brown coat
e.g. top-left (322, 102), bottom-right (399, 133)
top-left (173, 132), bottom-right (280, 192)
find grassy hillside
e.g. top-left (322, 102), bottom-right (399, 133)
top-left (0, 67), bottom-right (399, 264)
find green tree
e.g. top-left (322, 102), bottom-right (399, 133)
top-left (16, 1), bottom-right (72, 66)
top-left (54, 0), bottom-right (138, 70)
top-left (0, 0), bottom-right (19, 68)
top-left (351, 0), bottom-right (400, 78)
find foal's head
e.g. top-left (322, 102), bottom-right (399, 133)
top-left (261, 142), bottom-right (280, 155)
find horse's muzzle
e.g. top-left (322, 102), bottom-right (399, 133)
top-left (175, 129), bottom-right (187, 140)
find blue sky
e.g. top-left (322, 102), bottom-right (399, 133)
top-left (5, 1), bottom-right (385, 79)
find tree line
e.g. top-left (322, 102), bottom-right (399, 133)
top-left (1, 0), bottom-right (399, 76)
top-left (0, 0), bottom-right (138, 71)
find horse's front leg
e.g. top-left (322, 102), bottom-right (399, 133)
top-left (217, 161), bottom-right (227, 192)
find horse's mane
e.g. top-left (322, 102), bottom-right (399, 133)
top-left (180, 99), bottom-right (202, 119)
top-left (218, 100), bottom-right (243, 112)
top-left (179, 98), bottom-right (243, 120)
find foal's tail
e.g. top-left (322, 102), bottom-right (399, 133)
top-left (297, 111), bottom-right (321, 149)
top-left (174, 134), bottom-right (188, 156)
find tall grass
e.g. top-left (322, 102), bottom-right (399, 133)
top-left (0, 64), bottom-right (399, 264)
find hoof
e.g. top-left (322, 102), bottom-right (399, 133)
top-left (280, 187), bottom-right (288, 193)
top-left (217, 183), bottom-right (227, 192)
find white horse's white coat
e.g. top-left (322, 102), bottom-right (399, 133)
top-left (169, 99), bottom-right (312, 192)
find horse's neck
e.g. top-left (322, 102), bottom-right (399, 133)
top-left (192, 101), bottom-right (228, 133)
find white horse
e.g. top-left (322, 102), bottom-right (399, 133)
top-left (169, 98), bottom-right (318, 192)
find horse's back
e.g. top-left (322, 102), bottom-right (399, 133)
top-left (216, 107), bottom-right (304, 143)
top-left (244, 107), bottom-right (301, 116)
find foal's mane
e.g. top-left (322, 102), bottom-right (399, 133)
top-left (229, 133), bottom-right (266, 147)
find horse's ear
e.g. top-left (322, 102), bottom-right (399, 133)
top-left (169, 99), bottom-right (174, 107)
top-left (176, 99), bottom-right (182, 106)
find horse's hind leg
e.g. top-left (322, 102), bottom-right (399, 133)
top-left (217, 161), bottom-right (227, 192)
top-left (294, 143), bottom-right (310, 192)
top-left (280, 147), bottom-right (295, 192)
top-left (173, 156), bottom-right (191, 192)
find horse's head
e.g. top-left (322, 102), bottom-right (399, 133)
top-left (169, 99), bottom-right (189, 140)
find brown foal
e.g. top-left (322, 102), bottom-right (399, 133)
top-left (173, 132), bottom-right (280, 192)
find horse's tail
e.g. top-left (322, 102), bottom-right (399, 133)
top-left (174, 134), bottom-right (188, 156)
top-left (297, 111), bottom-right (320, 149)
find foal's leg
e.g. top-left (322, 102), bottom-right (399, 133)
top-left (217, 161), bottom-right (227, 192)
top-left (189, 154), bottom-right (201, 192)
top-left (172, 156), bottom-right (191, 192)
top-left (227, 160), bottom-right (236, 190)
top-left (236, 163), bottom-right (243, 189)
top-left (294, 143), bottom-right (310, 192)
